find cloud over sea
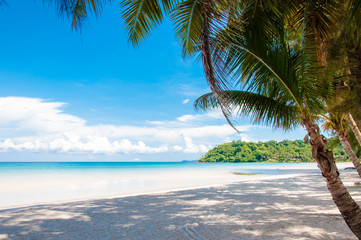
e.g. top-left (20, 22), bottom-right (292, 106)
top-left (0, 97), bottom-right (251, 155)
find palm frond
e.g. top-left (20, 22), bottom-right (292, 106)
top-left (290, 0), bottom-right (340, 60)
top-left (195, 90), bottom-right (301, 130)
top-left (161, 0), bottom-right (178, 14)
top-left (347, 0), bottom-right (361, 45)
top-left (211, 7), bottom-right (305, 111)
top-left (121, 0), bottom-right (168, 47)
top-left (171, 0), bottom-right (231, 113)
top-left (349, 0), bottom-right (361, 20)
top-left (200, 0), bottom-right (230, 96)
top-left (171, 0), bottom-right (203, 57)
top-left (45, 0), bottom-right (109, 30)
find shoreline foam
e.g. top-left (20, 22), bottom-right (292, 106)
top-left (0, 162), bottom-right (354, 210)
top-left (0, 162), bottom-right (360, 239)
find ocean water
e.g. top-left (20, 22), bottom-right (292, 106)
top-left (0, 162), bottom-right (320, 174)
top-left (0, 162), bottom-right (320, 209)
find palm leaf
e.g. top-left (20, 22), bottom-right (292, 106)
top-left (290, 0), bottom-right (340, 61)
top-left (206, 1), bottom-right (330, 124)
top-left (347, 0), bottom-right (361, 45)
top-left (195, 90), bottom-right (301, 130)
top-left (171, 0), bottom-right (231, 110)
top-left (161, 0), bottom-right (179, 14)
top-left (211, 8), bottom-right (304, 111)
top-left (170, 0), bottom-right (203, 57)
top-left (349, 0), bottom-right (361, 20)
top-left (121, 0), bottom-right (180, 47)
top-left (121, 0), bottom-right (164, 47)
top-left (46, 0), bottom-right (109, 29)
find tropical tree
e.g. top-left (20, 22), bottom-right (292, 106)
top-left (192, 1), bottom-right (361, 237)
top-left (321, 16), bottom-right (361, 177)
top-left (346, 113), bottom-right (361, 145)
top-left (316, 53), bottom-right (361, 177)
top-left (323, 106), bottom-right (361, 177)
top-left (8, 0), bottom-right (361, 237)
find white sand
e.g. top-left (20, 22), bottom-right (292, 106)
top-left (0, 163), bottom-right (360, 239)
top-left (0, 166), bottom-right (255, 210)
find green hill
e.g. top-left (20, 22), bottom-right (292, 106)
top-left (199, 140), bottom-right (348, 163)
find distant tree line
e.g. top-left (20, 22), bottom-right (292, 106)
top-left (199, 140), bottom-right (349, 163)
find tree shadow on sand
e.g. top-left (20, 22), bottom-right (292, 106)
top-left (0, 170), bottom-right (360, 240)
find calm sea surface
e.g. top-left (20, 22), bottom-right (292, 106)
top-left (0, 162), bottom-right (319, 174)
top-left (0, 162), bottom-right (320, 209)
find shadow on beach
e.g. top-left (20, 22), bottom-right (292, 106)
top-left (0, 169), bottom-right (360, 240)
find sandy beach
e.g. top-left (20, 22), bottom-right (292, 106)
top-left (0, 163), bottom-right (360, 240)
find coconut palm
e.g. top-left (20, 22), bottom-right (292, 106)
top-left (26, 0), bottom-right (361, 238)
top-left (346, 113), bottom-right (361, 146)
top-left (338, 1), bottom-right (361, 117)
top-left (315, 47), bottom-right (361, 177)
top-left (323, 4), bottom-right (361, 151)
top-left (323, 108), bottom-right (361, 178)
top-left (52, 0), bottom-right (361, 237)
top-left (330, 85), bottom-right (361, 177)
top-left (193, 1), bottom-right (361, 236)
top-left (322, 27), bottom-right (361, 177)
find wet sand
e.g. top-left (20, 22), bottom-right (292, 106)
top-left (0, 163), bottom-right (360, 240)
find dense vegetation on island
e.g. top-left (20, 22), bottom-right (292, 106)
top-left (199, 140), bottom-right (349, 163)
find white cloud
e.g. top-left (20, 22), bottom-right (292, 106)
top-left (175, 111), bottom-right (223, 123)
top-left (182, 136), bottom-right (210, 153)
top-left (182, 99), bottom-right (190, 104)
top-left (177, 114), bottom-right (195, 122)
top-left (146, 120), bottom-right (164, 125)
top-left (172, 145), bottom-right (183, 151)
top-left (0, 97), bottom-right (85, 137)
top-left (0, 136), bottom-right (169, 154)
top-left (0, 97), bottom-right (254, 155)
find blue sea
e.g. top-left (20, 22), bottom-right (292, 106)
top-left (0, 161), bottom-right (320, 174)
top-left (0, 162), bottom-right (320, 209)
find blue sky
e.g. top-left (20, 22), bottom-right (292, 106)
top-left (0, 1), bottom-right (306, 162)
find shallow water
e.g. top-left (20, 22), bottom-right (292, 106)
top-left (0, 162), bottom-right (321, 209)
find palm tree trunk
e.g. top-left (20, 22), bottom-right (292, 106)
top-left (346, 113), bottom-right (361, 147)
top-left (304, 119), bottom-right (361, 239)
top-left (327, 176), bottom-right (361, 239)
top-left (337, 130), bottom-right (361, 177)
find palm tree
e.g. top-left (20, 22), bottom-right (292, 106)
top-left (322, 25), bottom-right (361, 177)
top-left (22, 0), bottom-right (361, 238)
top-left (193, 2), bottom-right (361, 237)
top-left (315, 52), bottom-right (361, 177)
top-left (323, 109), bottom-right (361, 178)
top-left (334, 0), bottom-right (361, 118)
top-left (346, 113), bottom-right (361, 147)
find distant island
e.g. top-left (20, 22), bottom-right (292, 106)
top-left (199, 140), bottom-right (348, 163)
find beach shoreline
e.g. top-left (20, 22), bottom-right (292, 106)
top-left (0, 162), bottom-right (326, 211)
top-left (1, 162), bottom-right (360, 239)
top-left (0, 172), bottom-right (306, 212)
top-left (0, 162), bottom-right (355, 210)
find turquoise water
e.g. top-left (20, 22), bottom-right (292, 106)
top-left (0, 162), bottom-right (320, 209)
top-left (0, 162), bottom-right (319, 175)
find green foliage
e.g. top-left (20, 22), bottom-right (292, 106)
top-left (47, 0), bottom-right (110, 30)
top-left (199, 140), bottom-right (349, 163)
top-left (121, 0), bottom-right (166, 47)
